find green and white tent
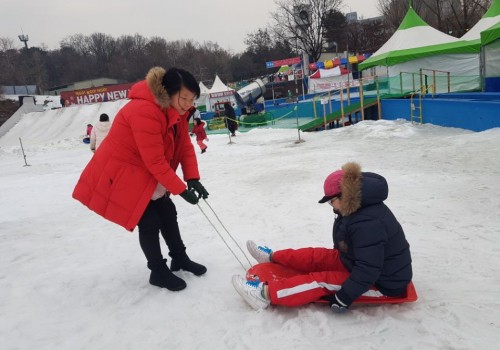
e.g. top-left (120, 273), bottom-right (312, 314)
top-left (462, 0), bottom-right (500, 41)
top-left (359, 7), bottom-right (480, 93)
top-left (481, 21), bottom-right (500, 91)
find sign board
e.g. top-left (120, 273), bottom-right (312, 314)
top-left (60, 83), bottom-right (134, 106)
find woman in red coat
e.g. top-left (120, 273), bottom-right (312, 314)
top-left (73, 67), bottom-right (210, 291)
top-left (191, 117), bottom-right (208, 153)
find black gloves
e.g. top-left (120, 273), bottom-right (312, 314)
top-left (329, 294), bottom-right (349, 314)
top-left (179, 180), bottom-right (208, 205)
top-left (321, 293), bottom-right (349, 313)
top-left (180, 189), bottom-right (199, 205)
top-left (187, 180), bottom-right (209, 199)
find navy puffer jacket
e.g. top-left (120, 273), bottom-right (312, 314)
top-left (333, 163), bottom-right (412, 306)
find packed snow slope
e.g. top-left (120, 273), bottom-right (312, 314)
top-left (1, 101), bottom-right (499, 349)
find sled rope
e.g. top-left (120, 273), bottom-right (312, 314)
top-left (202, 199), bottom-right (253, 267)
top-left (197, 200), bottom-right (252, 271)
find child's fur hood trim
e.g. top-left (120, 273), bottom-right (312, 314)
top-left (339, 162), bottom-right (362, 216)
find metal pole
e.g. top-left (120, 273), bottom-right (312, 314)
top-left (400, 72), bottom-right (403, 94)
top-left (419, 68), bottom-right (423, 92)
top-left (347, 63), bottom-right (351, 104)
top-left (301, 58), bottom-right (306, 101)
top-left (433, 70), bottom-right (436, 94)
top-left (328, 91), bottom-right (332, 114)
top-left (19, 137), bottom-right (30, 166)
top-left (340, 88), bottom-right (345, 126)
top-left (312, 96), bottom-right (317, 118)
top-left (347, 81), bottom-right (351, 106)
top-left (360, 78), bottom-right (365, 121)
top-left (294, 106), bottom-right (305, 144)
top-left (323, 101), bottom-right (327, 130)
top-left (376, 76), bottom-right (382, 120)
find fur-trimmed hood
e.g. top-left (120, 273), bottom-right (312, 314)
top-left (128, 67), bottom-right (171, 109)
top-left (338, 162), bottom-right (388, 216)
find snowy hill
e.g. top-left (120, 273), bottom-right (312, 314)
top-left (1, 102), bottom-right (499, 349)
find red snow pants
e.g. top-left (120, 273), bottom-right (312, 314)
top-left (268, 247), bottom-right (350, 307)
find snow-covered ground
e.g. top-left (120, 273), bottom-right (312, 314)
top-left (1, 101), bottom-right (499, 349)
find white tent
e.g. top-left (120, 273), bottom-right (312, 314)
top-left (206, 75), bottom-right (237, 113)
top-left (360, 7), bottom-right (480, 93)
top-left (209, 75), bottom-right (234, 94)
top-left (199, 81), bottom-right (210, 95)
top-left (194, 82), bottom-right (210, 111)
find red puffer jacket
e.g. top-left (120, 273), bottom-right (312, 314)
top-left (72, 67), bottom-right (200, 231)
top-left (191, 121), bottom-right (207, 141)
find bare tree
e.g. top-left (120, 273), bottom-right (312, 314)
top-left (26, 49), bottom-right (48, 92)
top-left (0, 37), bottom-right (17, 85)
top-left (377, 0), bottom-right (491, 36)
top-left (87, 33), bottom-right (117, 76)
top-left (60, 34), bottom-right (91, 57)
top-left (110, 34), bottom-right (149, 81)
top-left (271, 0), bottom-right (344, 62)
top-left (377, 0), bottom-right (427, 31)
top-left (445, 0), bottom-right (491, 37)
top-left (195, 41), bottom-right (233, 83)
top-left (245, 29), bottom-right (275, 55)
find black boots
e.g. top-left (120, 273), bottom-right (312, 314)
top-left (147, 259), bottom-right (186, 291)
top-left (147, 256), bottom-right (207, 290)
top-left (170, 256), bottom-right (207, 276)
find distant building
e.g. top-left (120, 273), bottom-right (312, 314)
top-left (45, 78), bottom-right (126, 95)
top-left (359, 15), bottom-right (385, 25)
top-left (346, 12), bottom-right (358, 23)
top-left (1, 85), bottom-right (38, 95)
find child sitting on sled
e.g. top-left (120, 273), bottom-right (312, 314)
top-left (232, 162), bottom-right (413, 312)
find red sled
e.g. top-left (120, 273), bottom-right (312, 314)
top-left (247, 262), bottom-right (417, 305)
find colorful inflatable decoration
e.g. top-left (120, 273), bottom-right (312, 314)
top-left (308, 53), bottom-right (371, 71)
top-left (309, 66), bottom-right (349, 79)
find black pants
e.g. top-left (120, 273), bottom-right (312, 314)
top-left (137, 196), bottom-right (186, 265)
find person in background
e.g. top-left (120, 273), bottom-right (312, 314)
top-left (89, 113), bottom-right (111, 153)
top-left (232, 162), bottom-right (412, 312)
top-left (224, 102), bottom-right (237, 136)
top-left (247, 93), bottom-right (254, 114)
top-left (86, 124), bottom-right (93, 138)
top-left (73, 67), bottom-right (209, 292)
top-left (191, 117), bottom-right (208, 154)
top-left (83, 124), bottom-right (93, 144)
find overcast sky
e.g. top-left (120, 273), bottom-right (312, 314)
top-left (2, 0), bottom-right (380, 53)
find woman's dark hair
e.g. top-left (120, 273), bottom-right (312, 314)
top-left (99, 113), bottom-right (109, 122)
top-left (194, 117), bottom-right (202, 125)
top-left (162, 68), bottom-right (200, 98)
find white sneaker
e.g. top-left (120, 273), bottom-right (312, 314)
top-left (232, 275), bottom-right (270, 310)
top-left (246, 240), bottom-right (272, 263)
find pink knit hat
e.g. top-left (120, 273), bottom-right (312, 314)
top-left (318, 169), bottom-right (344, 203)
